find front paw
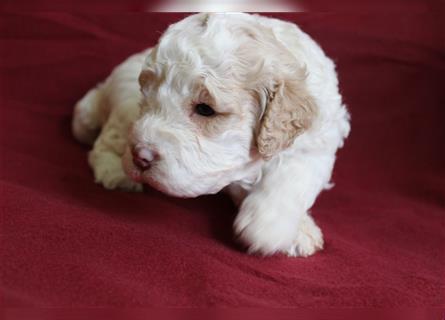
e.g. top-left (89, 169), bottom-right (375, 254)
top-left (234, 201), bottom-right (323, 257)
top-left (285, 214), bottom-right (324, 257)
top-left (89, 152), bottom-right (143, 192)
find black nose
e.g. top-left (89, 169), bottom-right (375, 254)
top-left (131, 146), bottom-right (158, 171)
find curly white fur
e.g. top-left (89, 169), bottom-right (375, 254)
top-left (72, 13), bottom-right (350, 257)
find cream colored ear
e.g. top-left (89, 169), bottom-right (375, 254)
top-left (256, 76), bottom-right (317, 159)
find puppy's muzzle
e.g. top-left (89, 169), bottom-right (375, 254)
top-left (131, 145), bottom-right (159, 171)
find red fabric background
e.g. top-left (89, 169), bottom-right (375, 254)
top-left (0, 12), bottom-right (444, 307)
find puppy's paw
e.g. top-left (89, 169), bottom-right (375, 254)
top-left (90, 152), bottom-right (143, 192)
top-left (234, 201), bottom-right (323, 257)
top-left (284, 214), bottom-right (324, 257)
top-left (234, 199), bottom-right (300, 256)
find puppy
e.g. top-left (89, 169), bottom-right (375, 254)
top-left (72, 13), bottom-right (350, 257)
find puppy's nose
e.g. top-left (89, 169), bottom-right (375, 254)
top-left (131, 146), bottom-right (158, 171)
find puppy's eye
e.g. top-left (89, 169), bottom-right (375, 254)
top-left (195, 103), bottom-right (215, 117)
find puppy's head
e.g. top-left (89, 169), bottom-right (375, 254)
top-left (123, 13), bottom-right (317, 197)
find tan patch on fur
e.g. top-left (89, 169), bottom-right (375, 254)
top-left (190, 86), bottom-right (231, 137)
top-left (138, 46), bottom-right (165, 92)
top-left (138, 69), bottom-right (154, 89)
top-left (229, 21), bottom-right (319, 159)
top-left (257, 74), bottom-right (317, 159)
top-left (189, 84), bottom-right (252, 139)
top-left (138, 68), bottom-right (165, 91)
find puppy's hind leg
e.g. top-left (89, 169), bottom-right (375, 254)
top-left (72, 83), bottom-right (105, 145)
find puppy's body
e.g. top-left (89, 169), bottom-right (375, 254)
top-left (73, 13), bottom-right (350, 257)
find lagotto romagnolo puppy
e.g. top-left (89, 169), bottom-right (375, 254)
top-left (72, 13), bottom-right (350, 257)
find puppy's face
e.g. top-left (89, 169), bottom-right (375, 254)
top-left (125, 71), bottom-right (260, 198)
top-left (123, 13), bottom-right (316, 197)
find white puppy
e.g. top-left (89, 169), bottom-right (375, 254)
top-left (72, 13), bottom-right (350, 257)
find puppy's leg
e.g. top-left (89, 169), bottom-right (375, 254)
top-left (234, 153), bottom-right (334, 257)
top-left (88, 112), bottom-right (142, 192)
top-left (287, 213), bottom-right (324, 257)
top-left (72, 83), bottom-right (105, 145)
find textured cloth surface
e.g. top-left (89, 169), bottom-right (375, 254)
top-left (0, 12), bottom-right (444, 307)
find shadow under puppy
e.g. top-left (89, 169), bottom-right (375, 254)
top-left (72, 13), bottom-right (350, 257)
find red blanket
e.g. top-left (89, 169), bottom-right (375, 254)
top-left (1, 12), bottom-right (444, 307)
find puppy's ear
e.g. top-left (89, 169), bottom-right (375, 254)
top-left (256, 70), bottom-right (317, 159)
top-left (139, 48), bottom-right (158, 92)
top-left (138, 68), bottom-right (155, 90)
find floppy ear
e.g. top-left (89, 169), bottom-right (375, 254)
top-left (256, 71), bottom-right (317, 159)
top-left (138, 47), bottom-right (158, 93)
top-left (138, 68), bottom-right (155, 91)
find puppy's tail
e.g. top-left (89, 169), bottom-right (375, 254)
top-left (72, 83), bottom-right (104, 145)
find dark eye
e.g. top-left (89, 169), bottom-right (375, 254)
top-left (195, 103), bottom-right (215, 117)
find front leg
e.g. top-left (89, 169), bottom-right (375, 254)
top-left (234, 152), bottom-right (334, 257)
top-left (89, 113), bottom-right (142, 192)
